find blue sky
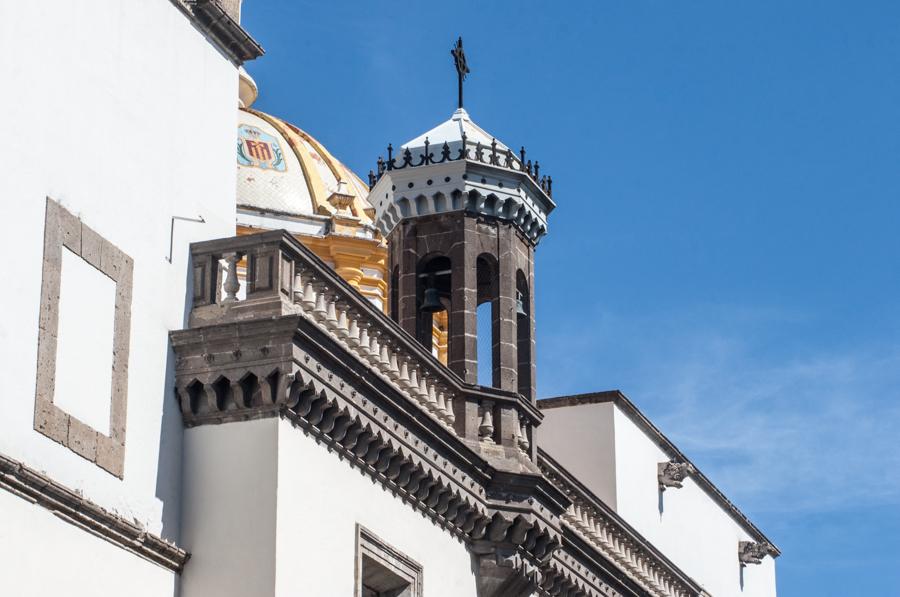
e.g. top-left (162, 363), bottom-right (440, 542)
top-left (242, 1), bottom-right (900, 593)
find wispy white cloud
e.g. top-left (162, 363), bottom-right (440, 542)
top-left (538, 304), bottom-right (900, 515)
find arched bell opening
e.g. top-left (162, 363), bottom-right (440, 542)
top-left (416, 254), bottom-right (451, 362)
top-left (516, 269), bottom-right (532, 400)
top-left (476, 254), bottom-right (499, 388)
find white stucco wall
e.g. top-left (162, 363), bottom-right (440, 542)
top-left (539, 401), bottom-right (618, 508)
top-left (0, 489), bottom-right (176, 596)
top-left (275, 417), bottom-right (478, 597)
top-left (611, 405), bottom-right (777, 597)
top-left (180, 417), bottom-right (479, 596)
top-left (0, 0), bottom-right (237, 558)
top-left (181, 418), bottom-right (278, 597)
top-left (539, 401), bottom-right (777, 597)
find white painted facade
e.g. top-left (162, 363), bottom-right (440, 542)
top-left (0, 2), bottom-right (778, 596)
top-left (0, 0), bottom-right (238, 589)
top-left (540, 399), bottom-right (778, 597)
top-left (181, 418), bottom-right (480, 597)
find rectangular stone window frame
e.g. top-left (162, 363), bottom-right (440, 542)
top-left (33, 198), bottom-right (133, 478)
top-left (355, 524), bottom-right (424, 597)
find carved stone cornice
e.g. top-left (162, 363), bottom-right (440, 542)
top-left (171, 312), bottom-right (567, 571)
top-left (738, 541), bottom-right (777, 566)
top-left (0, 453), bottom-right (189, 573)
top-left (539, 450), bottom-right (703, 597)
top-left (657, 460), bottom-right (696, 492)
top-left (179, 0), bottom-right (264, 65)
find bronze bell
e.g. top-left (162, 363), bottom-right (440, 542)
top-left (515, 291), bottom-right (527, 317)
top-left (422, 287), bottom-right (445, 313)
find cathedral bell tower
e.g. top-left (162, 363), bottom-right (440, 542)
top-left (368, 38), bottom-right (555, 402)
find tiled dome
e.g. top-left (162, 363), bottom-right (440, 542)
top-left (236, 105), bottom-right (373, 224)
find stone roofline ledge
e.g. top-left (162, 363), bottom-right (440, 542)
top-left (170, 229), bottom-right (708, 596)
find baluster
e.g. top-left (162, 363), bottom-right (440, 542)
top-left (301, 278), bottom-right (317, 311)
top-left (336, 307), bottom-right (350, 339)
top-left (222, 252), bottom-right (241, 303)
top-left (418, 373), bottom-right (431, 405)
top-left (292, 270), bottom-right (304, 303)
top-left (518, 417), bottom-right (530, 452)
top-left (325, 299), bottom-right (339, 328)
top-left (408, 368), bottom-right (420, 399)
top-left (388, 351), bottom-right (401, 381)
top-left (478, 400), bottom-right (494, 442)
top-left (313, 289), bottom-right (328, 322)
top-left (378, 343), bottom-right (392, 373)
top-left (434, 387), bottom-right (446, 417)
top-left (358, 324), bottom-right (371, 357)
top-left (367, 329), bottom-right (382, 366)
top-left (398, 358), bottom-right (411, 389)
top-left (444, 393), bottom-right (455, 425)
top-left (347, 316), bottom-right (360, 347)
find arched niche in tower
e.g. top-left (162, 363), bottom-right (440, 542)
top-left (516, 269), bottom-right (532, 400)
top-left (415, 254), bottom-right (452, 354)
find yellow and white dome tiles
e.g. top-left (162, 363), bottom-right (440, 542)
top-left (234, 68), bottom-right (387, 311)
top-left (237, 108), bottom-right (374, 223)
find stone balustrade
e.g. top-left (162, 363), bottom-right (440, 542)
top-left (186, 230), bottom-right (540, 456)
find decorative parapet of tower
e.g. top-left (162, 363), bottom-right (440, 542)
top-left (368, 109), bottom-right (556, 244)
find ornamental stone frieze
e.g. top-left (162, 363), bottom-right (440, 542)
top-left (657, 459), bottom-right (697, 492)
top-left (738, 541), bottom-right (777, 566)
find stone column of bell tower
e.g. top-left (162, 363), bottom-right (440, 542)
top-left (373, 108), bottom-right (554, 402)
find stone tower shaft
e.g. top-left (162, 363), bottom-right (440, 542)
top-left (370, 109), bottom-right (554, 402)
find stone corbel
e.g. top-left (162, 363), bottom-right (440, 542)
top-left (738, 540), bottom-right (776, 565)
top-left (471, 542), bottom-right (541, 597)
top-left (657, 459), bottom-right (696, 491)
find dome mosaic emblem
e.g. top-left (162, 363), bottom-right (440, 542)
top-left (237, 124), bottom-right (286, 171)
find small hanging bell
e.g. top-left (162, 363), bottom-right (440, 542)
top-left (422, 287), bottom-right (445, 313)
top-left (515, 290), bottom-right (527, 317)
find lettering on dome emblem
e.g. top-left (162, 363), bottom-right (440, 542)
top-left (237, 124), bottom-right (286, 172)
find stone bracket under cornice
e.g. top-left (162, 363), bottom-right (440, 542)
top-left (657, 459), bottom-right (696, 492)
top-left (181, 0), bottom-right (263, 65)
top-left (738, 540), bottom-right (778, 566)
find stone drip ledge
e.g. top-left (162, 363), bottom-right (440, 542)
top-left (170, 0), bottom-right (264, 65)
top-left (0, 453), bottom-right (189, 573)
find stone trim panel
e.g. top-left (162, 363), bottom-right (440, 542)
top-left (33, 198), bottom-right (133, 478)
top-left (355, 524), bottom-right (423, 597)
top-left (0, 452), bottom-right (189, 572)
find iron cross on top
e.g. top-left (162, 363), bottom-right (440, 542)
top-left (451, 37), bottom-right (470, 109)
